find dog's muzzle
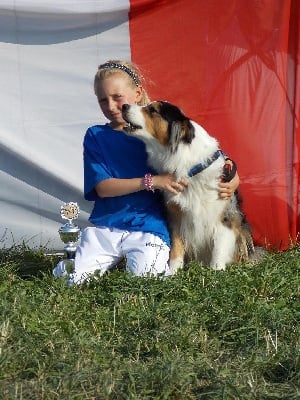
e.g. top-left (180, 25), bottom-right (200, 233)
top-left (122, 104), bottom-right (142, 133)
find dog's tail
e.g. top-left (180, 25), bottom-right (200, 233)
top-left (249, 246), bottom-right (268, 263)
top-left (235, 219), bottom-right (255, 262)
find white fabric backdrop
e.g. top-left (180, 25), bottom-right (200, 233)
top-left (0, 0), bottom-right (130, 249)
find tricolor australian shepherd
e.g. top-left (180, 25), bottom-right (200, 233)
top-left (122, 101), bottom-right (255, 272)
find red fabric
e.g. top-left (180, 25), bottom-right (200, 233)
top-left (129, 0), bottom-right (300, 250)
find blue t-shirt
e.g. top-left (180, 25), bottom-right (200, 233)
top-left (83, 124), bottom-right (170, 247)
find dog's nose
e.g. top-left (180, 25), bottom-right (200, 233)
top-left (122, 104), bottom-right (130, 112)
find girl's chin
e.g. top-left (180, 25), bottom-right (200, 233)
top-left (109, 121), bottom-right (126, 130)
top-left (110, 115), bottom-right (124, 123)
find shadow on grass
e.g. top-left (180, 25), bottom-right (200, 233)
top-left (0, 244), bottom-right (129, 280)
top-left (0, 243), bottom-right (59, 279)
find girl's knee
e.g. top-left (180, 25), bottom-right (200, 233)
top-left (126, 247), bottom-right (170, 276)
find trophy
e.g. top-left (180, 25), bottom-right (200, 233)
top-left (58, 202), bottom-right (81, 274)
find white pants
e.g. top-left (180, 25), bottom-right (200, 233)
top-left (53, 226), bottom-right (171, 284)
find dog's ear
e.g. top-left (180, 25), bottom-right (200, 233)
top-left (184, 120), bottom-right (195, 143)
top-left (170, 121), bottom-right (183, 153)
top-left (170, 120), bottom-right (195, 153)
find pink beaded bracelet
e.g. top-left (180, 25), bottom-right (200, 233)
top-left (144, 173), bottom-right (155, 192)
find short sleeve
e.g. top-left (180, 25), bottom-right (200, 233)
top-left (83, 128), bottom-right (112, 201)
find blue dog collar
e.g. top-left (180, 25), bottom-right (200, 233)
top-left (188, 150), bottom-right (226, 177)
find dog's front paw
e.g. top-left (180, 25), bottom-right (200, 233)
top-left (211, 262), bottom-right (226, 271)
top-left (169, 258), bottom-right (184, 274)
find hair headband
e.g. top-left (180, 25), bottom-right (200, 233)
top-left (100, 62), bottom-right (140, 87)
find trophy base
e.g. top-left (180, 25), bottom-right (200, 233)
top-left (53, 259), bottom-right (75, 285)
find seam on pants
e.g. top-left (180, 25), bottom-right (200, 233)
top-left (119, 230), bottom-right (129, 258)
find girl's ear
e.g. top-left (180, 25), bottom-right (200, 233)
top-left (135, 85), bottom-right (143, 103)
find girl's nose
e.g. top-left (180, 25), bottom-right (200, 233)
top-left (107, 98), bottom-right (116, 110)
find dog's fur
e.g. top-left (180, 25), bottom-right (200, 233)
top-left (122, 101), bottom-right (255, 272)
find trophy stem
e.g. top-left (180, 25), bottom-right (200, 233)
top-left (63, 239), bottom-right (78, 260)
top-left (55, 202), bottom-right (81, 279)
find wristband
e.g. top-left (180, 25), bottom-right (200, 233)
top-left (144, 173), bottom-right (155, 192)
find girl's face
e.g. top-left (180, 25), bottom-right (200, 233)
top-left (97, 73), bottom-right (142, 130)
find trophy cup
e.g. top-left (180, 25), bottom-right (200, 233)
top-left (58, 202), bottom-right (81, 274)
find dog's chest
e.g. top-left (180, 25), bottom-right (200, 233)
top-left (166, 170), bottom-right (228, 239)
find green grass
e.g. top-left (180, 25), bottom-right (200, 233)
top-left (0, 244), bottom-right (299, 399)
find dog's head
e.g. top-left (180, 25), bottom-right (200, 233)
top-left (122, 101), bottom-right (195, 153)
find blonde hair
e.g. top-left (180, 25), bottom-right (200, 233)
top-left (94, 60), bottom-right (151, 106)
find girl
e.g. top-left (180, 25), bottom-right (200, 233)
top-left (54, 60), bottom-right (239, 284)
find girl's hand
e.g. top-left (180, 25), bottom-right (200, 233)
top-left (153, 168), bottom-right (239, 198)
top-left (152, 173), bottom-right (188, 195)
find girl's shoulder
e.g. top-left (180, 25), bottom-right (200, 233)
top-left (86, 124), bottom-right (109, 136)
top-left (84, 124), bottom-right (113, 143)
top-left (84, 124), bottom-right (145, 151)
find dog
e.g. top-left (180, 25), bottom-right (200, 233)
top-left (122, 101), bottom-right (255, 272)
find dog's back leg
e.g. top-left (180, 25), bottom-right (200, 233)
top-left (210, 225), bottom-right (236, 270)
